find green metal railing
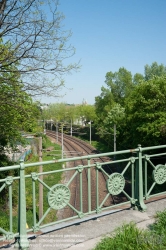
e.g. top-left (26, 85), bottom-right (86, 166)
top-left (0, 144), bottom-right (166, 249)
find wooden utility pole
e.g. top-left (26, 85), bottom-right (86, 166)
top-left (39, 137), bottom-right (43, 220)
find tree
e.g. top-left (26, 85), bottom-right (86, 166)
top-left (42, 103), bottom-right (67, 122)
top-left (124, 76), bottom-right (166, 147)
top-left (133, 73), bottom-right (144, 85)
top-left (105, 67), bottom-right (133, 105)
top-left (97, 104), bottom-right (125, 151)
top-left (0, 0), bottom-right (79, 97)
top-left (95, 63), bottom-right (166, 150)
top-left (95, 67), bottom-right (133, 140)
top-left (95, 86), bottom-right (115, 120)
top-left (75, 104), bottom-right (97, 123)
top-left (144, 62), bottom-right (166, 81)
top-left (42, 102), bottom-right (97, 126)
top-left (0, 41), bottom-right (40, 149)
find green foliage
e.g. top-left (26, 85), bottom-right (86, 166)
top-left (0, 211), bottom-right (18, 233)
top-left (151, 209), bottom-right (166, 237)
top-left (24, 136), bottom-right (62, 223)
top-left (125, 76), bottom-right (166, 147)
top-left (94, 67), bottom-right (134, 150)
top-left (93, 222), bottom-right (164, 250)
top-left (0, 40), bottom-right (40, 149)
top-left (105, 104), bottom-right (125, 125)
top-left (0, 137), bottom-right (62, 231)
top-left (91, 140), bottom-right (110, 153)
top-left (42, 102), bottom-right (97, 127)
top-left (144, 62), bottom-right (166, 81)
top-left (105, 67), bottom-right (133, 105)
top-left (95, 86), bottom-right (115, 121)
top-left (0, 154), bottom-right (18, 210)
top-left (75, 104), bottom-right (97, 123)
top-left (42, 103), bottom-right (67, 122)
top-left (133, 73), bottom-right (144, 85)
top-left (95, 62), bottom-right (166, 150)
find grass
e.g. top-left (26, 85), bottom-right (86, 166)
top-left (24, 136), bottom-right (63, 227)
top-left (76, 135), bottom-right (111, 153)
top-left (1, 136), bottom-right (63, 232)
top-left (93, 209), bottom-right (166, 250)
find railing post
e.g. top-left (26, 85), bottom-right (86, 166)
top-left (88, 159), bottom-right (91, 213)
top-left (135, 145), bottom-right (147, 211)
top-left (15, 160), bottom-right (29, 249)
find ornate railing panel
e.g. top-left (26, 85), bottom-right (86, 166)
top-left (0, 144), bottom-right (166, 249)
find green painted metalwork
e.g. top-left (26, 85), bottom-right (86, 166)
top-left (32, 173), bottom-right (37, 232)
top-left (78, 165), bottom-right (83, 213)
top-left (88, 159), bottom-right (91, 213)
top-left (0, 144), bottom-right (166, 249)
top-left (153, 164), bottom-right (166, 184)
top-left (143, 152), bottom-right (166, 200)
top-left (131, 157), bottom-right (135, 203)
top-left (135, 145), bottom-right (147, 211)
top-left (96, 163), bottom-right (100, 213)
top-left (107, 173), bottom-right (125, 195)
top-left (15, 160), bottom-right (29, 249)
top-left (47, 184), bottom-right (71, 209)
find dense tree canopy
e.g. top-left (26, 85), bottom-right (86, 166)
top-left (95, 87), bottom-right (115, 121)
top-left (125, 76), bottom-right (166, 147)
top-left (144, 62), bottom-right (166, 81)
top-left (105, 67), bottom-right (133, 104)
top-left (95, 62), bottom-right (166, 150)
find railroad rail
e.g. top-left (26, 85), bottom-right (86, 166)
top-left (46, 130), bottom-right (117, 217)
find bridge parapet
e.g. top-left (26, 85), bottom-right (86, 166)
top-left (0, 144), bottom-right (166, 249)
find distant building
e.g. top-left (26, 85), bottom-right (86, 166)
top-left (82, 98), bottom-right (88, 105)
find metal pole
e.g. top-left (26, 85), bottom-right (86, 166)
top-left (114, 124), bottom-right (116, 152)
top-left (62, 125), bottom-right (64, 159)
top-left (136, 144), bottom-right (147, 211)
top-left (56, 121), bottom-right (58, 142)
top-left (16, 161), bottom-right (29, 249)
top-left (39, 137), bottom-right (43, 220)
top-left (71, 119), bottom-right (72, 137)
top-left (51, 119), bottom-right (52, 131)
top-left (61, 125), bottom-right (65, 168)
top-left (90, 121), bottom-right (91, 144)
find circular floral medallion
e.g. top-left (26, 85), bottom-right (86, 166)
top-left (153, 164), bottom-right (166, 185)
top-left (47, 184), bottom-right (71, 210)
top-left (107, 173), bottom-right (125, 195)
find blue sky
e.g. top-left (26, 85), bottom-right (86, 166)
top-left (43, 0), bottom-right (166, 105)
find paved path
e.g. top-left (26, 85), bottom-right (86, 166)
top-left (1, 198), bottom-right (166, 250)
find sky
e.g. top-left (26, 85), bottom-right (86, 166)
top-left (42, 0), bottom-right (166, 105)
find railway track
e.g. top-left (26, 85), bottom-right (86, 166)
top-left (46, 130), bottom-right (127, 219)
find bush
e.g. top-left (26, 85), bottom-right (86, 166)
top-left (0, 211), bottom-right (18, 233)
top-left (150, 209), bottom-right (166, 246)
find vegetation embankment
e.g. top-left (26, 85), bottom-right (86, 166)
top-left (93, 209), bottom-right (166, 250)
top-left (0, 136), bottom-right (62, 232)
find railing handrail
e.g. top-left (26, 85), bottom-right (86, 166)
top-left (0, 144), bottom-right (166, 249)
